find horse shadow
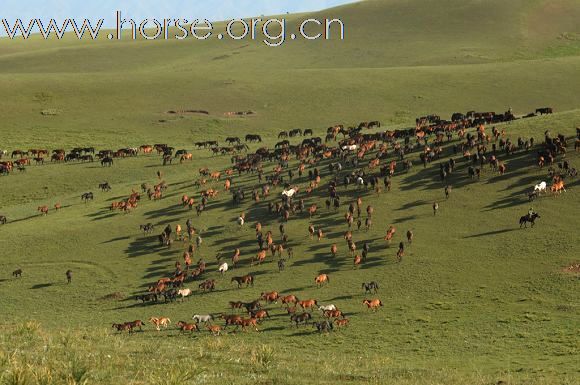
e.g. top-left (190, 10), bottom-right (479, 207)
top-left (463, 228), bottom-right (518, 238)
top-left (102, 236), bottom-right (131, 244)
top-left (30, 283), bottom-right (53, 289)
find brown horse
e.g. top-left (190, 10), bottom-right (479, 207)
top-left (362, 299), bottom-right (383, 311)
top-left (298, 299), bottom-right (318, 310)
top-left (315, 274), bottom-right (329, 287)
top-left (330, 244), bottom-right (338, 257)
top-left (207, 324), bottom-right (222, 336)
top-left (323, 310), bottom-right (344, 319)
top-left (252, 249), bottom-right (267, 265)
top-left (222, 314), bottom-right (243, 327)
top-left (231, 275), bottom-right (254, 288)
top-left (250, 309), bottom-right (270, 321)
top-left (334, 318), bottom-right (350, 328)
top-left (308, 204), bottom-right (317, 218)
top-left (236, 317), bottom-right (260, 332)
top-left (37, 205), bottom-right (49, 216)
top-left (260, 291), bottom-right (280, 304)
top-left (176, 321), bottom-right (199, 333)
top-left (198, 279), bottom-right (216, 292)
top-left (281, 295), bottom-right (299, 306)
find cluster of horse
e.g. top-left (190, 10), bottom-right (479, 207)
top-left (116, 278), bottom-right (386, 335)
top-left (3, 105), bottom-right (576, 341)
top-left (113, 107), bottom-right (574, 338)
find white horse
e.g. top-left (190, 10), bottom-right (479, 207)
top-left (218, 262), bottom-right (228, 274)
top-left (356, 177), bottom-right (365, 188)
top-left (282, 188), bottom-right (296, 198)
top-left (318, 304), bottom-right (337, 312)
top-left (0, 150), bottom-right (7, 158)
top-left (192, 314), bottom-right (214, 324)
top-left (177, 288), bottom-right (192, 300)
top-left (342, 144), bottom-right (358, 151)
top-left (534, 181), bottom-right (547, 194)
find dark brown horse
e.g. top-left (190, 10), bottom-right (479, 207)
top-left (231, 275), bottom-right (254, 288)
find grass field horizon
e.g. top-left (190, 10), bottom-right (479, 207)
top-left (1, 0), bottom-right (579, 384)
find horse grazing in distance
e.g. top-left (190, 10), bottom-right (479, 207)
top-left (520, 213), bottom-right (540, 228)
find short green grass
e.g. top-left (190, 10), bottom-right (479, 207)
top-left (1, 0), bottom-right (580, 384)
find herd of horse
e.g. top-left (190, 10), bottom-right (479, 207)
top-left (3, 106), bottom-right (577, 337)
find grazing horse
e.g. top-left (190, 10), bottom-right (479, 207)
top-left (12, 268), bottom-right (22, 278)
top-left (314, 274), bottom-right (329, 287)
top-left (519, 213), bottom-right (540, 228)
top-left (149, 317), bottom-right (171, 331)
top-left (0, 215), bottom-right (6, 225)
top-left (362, 281), bottom-right (379, 294)
top-left (362, 299), bottom-right (383, 311)
top-left (37, 205), bottom-right (49, 216)
top-left (101, 157), bottom-right (113, 167)
top-left (231, 275), bottom-right (254, 288)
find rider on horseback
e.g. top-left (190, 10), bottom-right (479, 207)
top-left (528, 207), bottom-right (534, 219)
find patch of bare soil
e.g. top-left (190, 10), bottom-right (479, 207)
top-left (562, 263), bottom-right (580, 274)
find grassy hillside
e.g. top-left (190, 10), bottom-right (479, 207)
top-left (1, 0), bottom-right (580, 148)
top-left (0, 0), bottom-right (579, 384)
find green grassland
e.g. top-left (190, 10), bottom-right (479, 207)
top-left (0, 0), bottom-right (579, 384)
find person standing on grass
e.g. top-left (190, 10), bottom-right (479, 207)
top-left (445, 185), bottom-right (451, 199)
top-left (66, 270), bottom-right (72, 284)
top-left (433, 202), bottom-right (439, 216)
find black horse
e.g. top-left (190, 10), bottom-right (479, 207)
top-left (519, 213), bottom-right (540, 228)
top-left (314, 320), bottom-right (334, 333)
top-left (81, 192), bottom-right (94, 202)
top-left (362, 281), bottom-right (379, 294)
